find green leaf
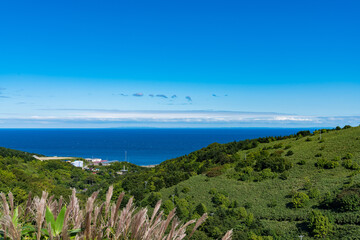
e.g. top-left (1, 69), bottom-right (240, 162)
top-left (41, 228), bottom-right (50, 237)
top-left (12, 207), bottom-right (19, 228)
top-left (69, 229), bottom-right (81, 239)
top-left (69, 229), bottom-right (81, 235)
top-left (45, 206), bottom-right (56, 236)
top-left (54, 205), bottom-right (67, 236)
top-left (21, 225), bottom-right (36, 236)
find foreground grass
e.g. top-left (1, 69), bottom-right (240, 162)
top-left (0, 186), bottom-right (232, 240)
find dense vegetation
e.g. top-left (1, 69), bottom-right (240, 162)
top-left (1, 125), bottom-right (360, 239)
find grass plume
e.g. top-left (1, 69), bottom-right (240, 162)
top-left (0, 186), bottom-right (231, 239)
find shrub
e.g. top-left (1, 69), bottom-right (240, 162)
top-left (352, 163), bottom-right (360, 170)
top-left (284, 145), bottom-right (292, 150)
top-left (245, 213), bottom-right (254, 227)
top-left (343, 153), bottom-right (353, 160)
top-left (305, 137), bottom-right (313, 142)
top-left (298, 160), bottom-right (306, 165)
top-left (238, 172), bottom-right (253, 182)
top-left (342, 159), bottom-right (360, 170)
top-left (235, 207), bottom-right (248, 219)
top-left (162, 199), bottom-right (175, 214)
top-left (297, 130), bottom-right (312, 137)
top-left (314, 153), bottom-right (322, 157)
top-left (308, 188), bottom-right (320, 199)
top-left (244, 202), bottom-right (252, 209)
top-left (285, 150), bottom-right (294, 156)
top-left (147, 192), bottom-right (163, 207)
top-left (308, 210), bottom-right (333, 238)
top-left (320, 191), bottom-right (335, 208)
top-left (209, 188), bottom-right (217, 195)
top-left (292, 192), bottom-right (309, 208)
top-left (336, 188), bottom-right (360, 211)
top-left (212, 193), bottom-right (230, 207)
top-left (181, 186), bottom-right (190, 193)
top-left (271, 150), bottom-right (284, 156)
top-left (255, 156), bottom-right (292, 173)
top-left (237, 166), bottom-right (254, 181)
top-left (303, 177), bottom-right (312, 190)
top-left (194, 203), bottom-right (207, 215)
top-left (273, 143), bottom-right (283, 149)
top-left (258, 168), bottom-right (276, 180)
top-left (279, 171), bottom-right (289, 180)
top-left (235, 157), bottom-right (255, 169)
top-left (267, 200), bottom-right (277, 208)
top-left (343, 125), bottom-right (352, 129)
top-left (206, 166), bottom-right (223, 177)
top-left (315, 158), bottom-right (339, 169)
top-left (242, 166), bottom-right (254, 174)
top-left (230, 200), bottom-right (239, 208)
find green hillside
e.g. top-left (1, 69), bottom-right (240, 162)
top-left (153, 126), bottom-right (360, 239)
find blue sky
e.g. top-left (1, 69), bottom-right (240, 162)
top-left (0, 0), bottom-right (359, 128)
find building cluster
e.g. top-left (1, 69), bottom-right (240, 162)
top-left (85, 158), bottom-right (109, 166)
top-left (67, 158), bottom-right (128, 176)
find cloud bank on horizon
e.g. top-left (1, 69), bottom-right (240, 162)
top-left (0, 109), bottom-right (359, 128)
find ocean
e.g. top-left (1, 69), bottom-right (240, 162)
top-left (0, 128), bottom-right (313, 165)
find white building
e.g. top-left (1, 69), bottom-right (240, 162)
top-left (71, 160), bottom-right (84, 168)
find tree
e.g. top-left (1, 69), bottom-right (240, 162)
top-left (195, 203), bottom-right (207, 216)
top-left (292, 192), bottom-right (309, 208)
top-left (308, 210), bottom-right (333, 238)
top-left (176, 198), bottom-right (190, 219)
top-left (336, 188), bottom-right (360, 211)
top-left (162, 199), bottom-right (175, 215)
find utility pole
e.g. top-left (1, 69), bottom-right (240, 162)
top-left (145, 181), bottom-right (148, 189)
top-left (298, 235), bottom-right (304, 240)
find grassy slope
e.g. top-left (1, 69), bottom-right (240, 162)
top-left (159, 126), bottom-right (360, 237)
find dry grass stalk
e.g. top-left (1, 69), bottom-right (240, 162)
top-left (33, 191), bottom-right (49, 240)
top-left (1, 215), bottom-right (21, 240)
top-left (8, 192), bottom-right (14, 216)
top-left (24, 191), bottom-right (32, 219)
top-left (189, 213), bottom-right (208, 238)
top-left (0, 187), bottom-right (232, 240)
top-left (105, 185), bottom-right (113, 217)
top-left (111, 191), bottom-right (125, 227)
top-left (0, 192), bottom-right (10, 216)
top-left (221, 229), bottom-right (233, 240)
top-left (83, 190), bottom-right (99, 239)
top-left (0, 193), bottom-right (21, 240)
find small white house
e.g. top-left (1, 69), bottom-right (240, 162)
top-left (71, 160), bottom-right (84, 168)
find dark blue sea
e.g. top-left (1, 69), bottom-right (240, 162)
top-left (0, 128), bottom-right (313, 165)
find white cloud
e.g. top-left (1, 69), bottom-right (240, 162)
top-left (0, 109), bottom-right (359, 128)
